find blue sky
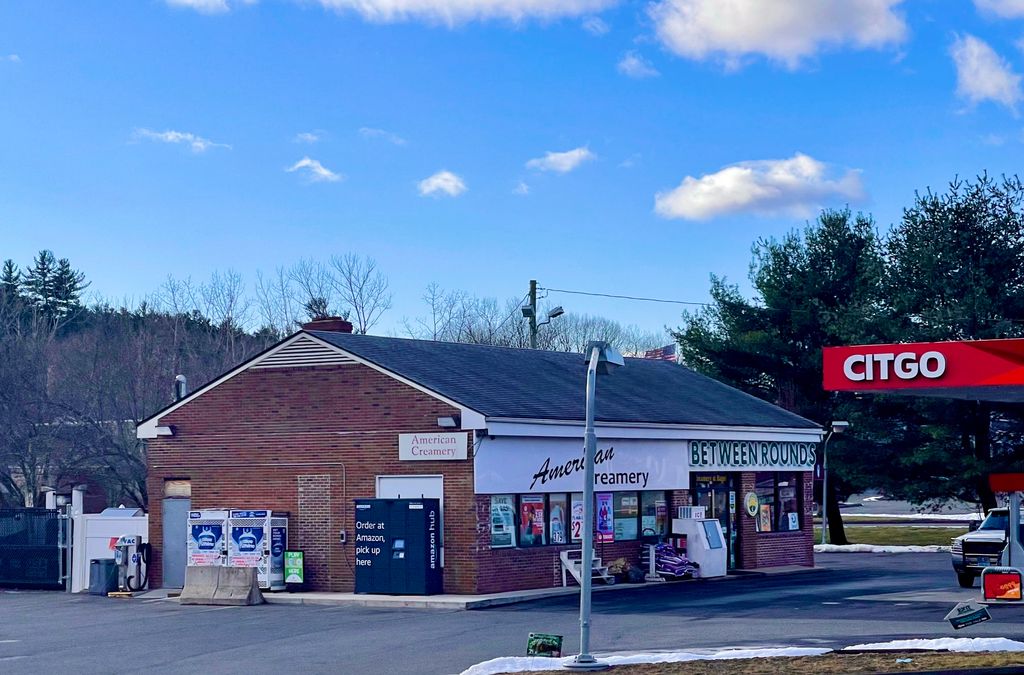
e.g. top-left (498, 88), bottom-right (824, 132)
top-left (2, 0), bottom-right (1024, 337)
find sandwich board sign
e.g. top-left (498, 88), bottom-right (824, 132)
top-left (944, 601), bottom-right (992, 630)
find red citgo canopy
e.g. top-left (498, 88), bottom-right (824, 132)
top-left (822, 338), bottom-right (1024, 402)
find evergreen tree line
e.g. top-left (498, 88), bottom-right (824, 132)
top-left (675, 174), bottom-right (1024, 544)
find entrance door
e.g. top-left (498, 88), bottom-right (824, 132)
top-left (691, 473), bottom-right (737, 569)
top-left (162, 497), bottom-right (190, 588)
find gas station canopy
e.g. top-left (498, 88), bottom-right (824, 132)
top-left (823, 338), bottom-right (1024, 403)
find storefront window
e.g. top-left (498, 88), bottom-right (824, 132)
top-left (519, 495), bottom-right (547, 546)
top-left (489, 490), bottom-right (671, 548)
top-left (641, 491), bottom-right (668, 536)
top-left (490, 495), bottom-right (516, 548)
top-left (549, 494), bottom-right (569, 544)
top-left (754, 472), bottom-right (801, 532)
top-left (570, 493), bottom-right (584, 542)
top-left (613, 492), bottom-right (639, 540)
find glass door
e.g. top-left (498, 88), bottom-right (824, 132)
top-left (692, 473), bottom-right (737, 570)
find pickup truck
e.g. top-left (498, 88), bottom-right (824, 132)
top-left (950, 508), bottom-right (1021, 587)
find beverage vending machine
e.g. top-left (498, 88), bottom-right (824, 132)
top-left (227, 510), bottom-right (289, 591)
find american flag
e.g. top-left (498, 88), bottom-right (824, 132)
top-left (643, 344), bottom-right (678, 362)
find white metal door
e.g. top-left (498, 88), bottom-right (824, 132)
top-left (375, 475), bottom-right (444, 566)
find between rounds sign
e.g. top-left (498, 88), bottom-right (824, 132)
top-left (399, 432), bottom-right (468, 461)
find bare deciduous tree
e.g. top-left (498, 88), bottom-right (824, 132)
top-left (329, 254), bottom-right (391, 334)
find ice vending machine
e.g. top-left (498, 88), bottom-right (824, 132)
top-left (353, 498), bottom-right (442, 595)
top-left (187, 509), bottom-right (229, 567)
top-left (227, 510), bottom-right (289, 591)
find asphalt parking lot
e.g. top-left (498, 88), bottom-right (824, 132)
top-left (2, 553), bottom-right (1021, 675)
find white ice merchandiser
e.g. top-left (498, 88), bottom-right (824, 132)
top-left (672, 517), bottom-right (728, 578)
top-left (187, 509), bottom-right (229, 567)
top-left (226, 510), bottom-right (288, 591)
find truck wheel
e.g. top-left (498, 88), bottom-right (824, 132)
top-left (957, 572), bottom-right (976, 588)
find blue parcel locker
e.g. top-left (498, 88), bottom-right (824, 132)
top-left (354, 498), bottom-right (442, 595)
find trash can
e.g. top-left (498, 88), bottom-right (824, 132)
top-left (89, 559), bottom-right (118, 596)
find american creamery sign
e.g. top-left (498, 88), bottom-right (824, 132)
top-left (474, 437), bottom-right (687, 494)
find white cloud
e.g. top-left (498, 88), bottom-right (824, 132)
top-left (286, 157), bottom-right (344, 182)
top-left (166, 0), bottom-right (231, 13)
top-left (951, 34), bottom-right (1022, 112)
top-left (4, 54), bottom-right (20, 63)
top-left (418, 170), bottom-right (466, 197)
top-left (294, 131), bottom-right (323, 144)
top-left (654, 153), bottom-right (864, 220)
top-left (359, 127), bottom-right (407, 145)
top-left (132, 128), bottom-right (230, 153)
top-left (975, 0), bottom-right (1024, 18)
top-left (513, 180), bottom-right (530, 195)
top-left (617, 51), bottom-right (659, 78)
top-left (582, 16), bottom-right (610, 36)
top-left (312, 0), bottom-right (616, 25)
top-left (526, 147), bottom-right (595, 173)
top-left (648, 0), bottom-right (907, 69)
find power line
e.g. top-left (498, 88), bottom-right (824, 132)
top-left (540, 286), bottom-right (711, 308)
top-left (540, 285), bottom-right (1024, 326)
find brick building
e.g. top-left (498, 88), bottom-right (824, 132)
top-left (137, 320), bottom-right (822, 594)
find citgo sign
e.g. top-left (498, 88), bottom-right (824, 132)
top-left (823, 339), bottom-right (1024, 393)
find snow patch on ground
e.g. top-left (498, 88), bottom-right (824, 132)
top-left (816, 544), bottom-right (950, 553)
top-left (848, 512), bottom-right (981, 521)
top-left (460, 648), bottom-right (831, 675)
top-left (845, 637), bottom-right (1024, 652)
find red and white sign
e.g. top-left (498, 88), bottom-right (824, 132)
top-left (399, 432), bottom-right (468, 461)
top-left (823, 339), bottom-right (1024, 392)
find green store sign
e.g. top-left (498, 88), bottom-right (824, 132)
top-left (689, 440), bottom-right (817, 470)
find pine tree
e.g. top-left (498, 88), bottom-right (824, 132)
top-left (53, 257), bottom-right (89, 317)
top-left (0, 259), bottom-right (20, 301)
top-left (24, 250), bottom-right (58, 317)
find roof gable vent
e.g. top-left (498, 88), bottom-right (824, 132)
top-left (252, 335), bottom-right (356, 369)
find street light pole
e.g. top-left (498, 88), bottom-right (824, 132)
top-left (567, 342), bottom-right (622, 672)
top-left (820, 420), bottom-right (849, 546)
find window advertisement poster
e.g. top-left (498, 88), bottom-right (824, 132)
top-left (519, 496), bottom-right (547, 546)
top-left (758, 504), bottom-right (773, 533)
top-left (596, 493), bottom-right (614, 543)
top-left (549, 494), bottom-right (568, 544)
top-left (229, 526), bottom-right (265, 567)
top-left (787, 512), bottom-right (800, 531)
top-left (614, 493), bottom-right (639, 540)
top-left (571, 494), bottom-right (584, 542)
top-left (490, 495), bottom-right (516, 548)
top-left (188, 523), bottom-right (224, 566)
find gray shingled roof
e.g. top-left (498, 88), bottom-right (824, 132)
top-left (309, 331), bottom-right (819, 430)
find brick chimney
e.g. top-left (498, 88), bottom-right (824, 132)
top-left (301, 317), bottom-right (354, 333)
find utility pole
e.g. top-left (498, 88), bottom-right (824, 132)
top-left (528, 279), bottom-right (538, 349)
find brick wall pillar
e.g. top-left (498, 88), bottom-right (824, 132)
top-left (297, 474), bottom-right (332, 589)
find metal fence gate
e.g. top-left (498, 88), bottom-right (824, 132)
top-left (0, 508), bottom-right (67, 590)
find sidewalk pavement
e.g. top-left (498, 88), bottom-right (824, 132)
top-left (255, 564), bottom-right (822, 610)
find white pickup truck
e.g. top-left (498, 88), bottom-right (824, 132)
top-left (950, 508), bottom-right (1020, 587)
